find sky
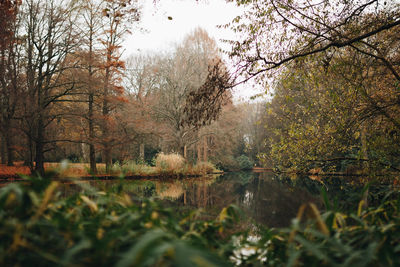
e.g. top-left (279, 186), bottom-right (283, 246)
top-left (122, 0), bottom-right (266, 101)
top-left (123, 0), bottom-right (241, 55)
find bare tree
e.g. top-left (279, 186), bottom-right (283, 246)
top-left (0, 0), bottom-right (21, 166)
top-left (151, 28), bottom-right (232, 156)
top-left (21, 0), bottom-right (80, 174)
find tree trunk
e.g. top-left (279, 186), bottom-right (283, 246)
top-left (361, 123), bottom-right (369, 209)
top-left (0, 134), bottom-right (6, 164)
top-left (203, 135), bottom-right (208, 162)
top-left (103, 55), bottom-right (111, 172)
top-left (105, 146), bottom-right (112, 172)
top-left (197, 141), bottom-right (202, 162)
top-left (361, 124), bottom-right (368, 168)
top-left (139, 142), bottom-right (145, 162)
top-left (5, 128), bottom-right (14, 166)
top-left (24, 133), bottom-right (34, 169)
top-left (87, 19), bottom-right (97, 174)
top-left (35, 116), bottom-right (45, 176)
top-left (88, 92), bottom-right (96, 173)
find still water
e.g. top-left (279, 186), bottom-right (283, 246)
top-left (60, 171), bottom-right (322, 228)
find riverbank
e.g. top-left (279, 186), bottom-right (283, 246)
top-left (0, 161), bottom-right (223, 180)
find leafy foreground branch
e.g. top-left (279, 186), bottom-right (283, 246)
top-left (1, 176), bottom-right (400, 266)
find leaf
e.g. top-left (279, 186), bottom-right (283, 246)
top-left (80, 195), bottom-right (98, 213)
top-left (116, 229), bottom-right (169, 267)
top-left (32, 182), bottom-right (59, 221)
top-left (61, 239), bottom-right (92, 265)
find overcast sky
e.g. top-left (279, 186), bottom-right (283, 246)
top-left (123, 0), bottom-right (241, 55)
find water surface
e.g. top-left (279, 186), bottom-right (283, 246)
top-left (60, 171), bottom-right (322, 227)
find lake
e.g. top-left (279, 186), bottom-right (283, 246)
top-left (59, 171), bottom-right (327, 228)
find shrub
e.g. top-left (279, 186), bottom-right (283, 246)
top-left (193, 161), bottom-right (219, 174)
top-left (212, 155), bottom-right (239, 171)
top-left (155, 153), bottom-right (185, 174)
top-left (236, 155), bottom-right (254, 170)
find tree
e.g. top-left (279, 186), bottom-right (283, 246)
top-left (99, 0), bottom-right (140, 171)
top-left (21, 0), bottom-right (80, 174)
top-left (151, 28), bottom-right (232, 157)
top-left (255, 47), bottom-right (400, 172)
top-left (259, 57), bottom-right (361, 171)
top-left (227, 0), bottom-right (400, 84)
top-left (201, 101), bottom-right (245, 170)
top-left (0, 0), bottom-right (21, 165)
top-left (123, 54), bottom-right (164, 162)
top-left (77, 0), bottom-right (104, 173)
top-left (227, 0), bottom-right (400, 172)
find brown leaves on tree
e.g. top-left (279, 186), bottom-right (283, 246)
top-left (0, 0), bottom-right (20, 48)
top-left (183, 58), bottom-right (233, 128)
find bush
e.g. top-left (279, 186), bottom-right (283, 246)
top-left (155, 153), bottom-right (185, 174)
top-left (192, 161), bottom-right (219, 174)
top-left (212, 155), bottom-right (239, 171)
top-left (236, 155), bottom-right (254, 170)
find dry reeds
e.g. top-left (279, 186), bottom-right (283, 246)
top-left (155, 153), bottom-right (185, 174)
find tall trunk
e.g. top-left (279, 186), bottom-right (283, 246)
top-left (5, 127), bottom-right (14, 166)
top-left (80, 142), bottom-right (87, 162)
top-left (24, 133), bottom-right (34, 169)
top-left (104, 146), bottom-right (112, 172)
top-left (102, 87), bottom-right (112, 171)
top-left (361, 124), bottom-right (368, 167)
top-left (35, 116), bottom-right (45, 176)
top-left (103, 51), bottom-right (111, 172)
top-left (0, 41), bottom-right (7, 165)
top-left (361, 123), bottom-right (369, 209)
top-left (88, 92), bottom-right (96, 173)
top-left (203, 135), bottom-right (208, 162)
top-left (180, 145), bottom-right (185, 158)
top-left (197, 141), bottom-right (202, 162)
top-left (88, 17), bottom-right (97, 174)
top-left (139, 143), bottom-right (145, 162)
top-left (0, 134), bottom-right (6, 164)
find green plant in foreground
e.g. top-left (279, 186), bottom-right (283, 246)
top-left (0, 175), bottom-right (239, 266)
top-left (233, 185), bottom-right (400, 266)
top-left (1, 174), bottom-right (399, 266)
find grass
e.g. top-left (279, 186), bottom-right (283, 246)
top-left (106, 153), bottom-right (221, 177)
top-left (2, 154), bottom-right (221, 178)
top-left (155, 152), bottom-right (185, 174)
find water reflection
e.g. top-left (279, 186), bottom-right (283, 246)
top-left (58, 171), bottom-right (320, 227)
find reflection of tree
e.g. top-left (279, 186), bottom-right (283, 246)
top-left (178, 178), bottom-right (218, 208)
top-left (239, 173), bottom-right (320, 227)
top-left (57, 172), bottom-right (321, 228)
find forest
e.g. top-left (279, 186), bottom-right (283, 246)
top-left (1, 0), bottom-right (400, 266)
top-left (0, 0), bottom-right (263, 176)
